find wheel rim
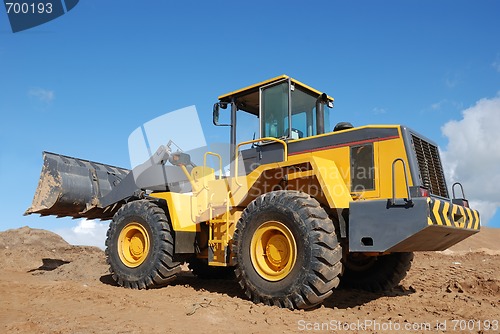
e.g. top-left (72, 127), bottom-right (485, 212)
top-left (250, 221), bottom-right (297, 281)
top-left (118, 223), bottom-right (150, 268)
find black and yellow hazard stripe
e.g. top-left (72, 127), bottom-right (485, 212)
top-left (427, 198), bottom-right (480, 230)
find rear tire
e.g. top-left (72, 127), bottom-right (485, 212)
top-left (233, 191), bottom-right (343, 309)
top-left (188, 258), bottom-right (234, 279)
top-left (105, 200), bottom-right (181, 289)
top-left (340, 252), bottom-right (413, 291)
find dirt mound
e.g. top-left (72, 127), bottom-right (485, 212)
top-left (0, 226), bottom-right (69, 249)
top-left (1, 226), bottom-right (499, 333)
top-left (0, 226), bottom-right (108, 282)
top-left (447, 227), bottom-right (500, 252)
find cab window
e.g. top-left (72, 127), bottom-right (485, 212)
top-left (351, 144), bottom-right (375, 191)
top-left (260, 80), bottom-right (331, 139)
top-left (261, 81), bottom-right (289, 138)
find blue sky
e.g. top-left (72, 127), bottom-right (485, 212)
top-left (1, 0), bottom-right (499, 247)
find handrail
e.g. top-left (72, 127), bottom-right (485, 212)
top-left (203, 152), bottom-right (223, 179)
top-left (234, 137), bottom-right (288, 186)
top-left (202, 151), bottom-right (223, 190)
top-left (390, 158), bottom-right (412, 206)
top-left (452, 182), bottom-right (466, 199)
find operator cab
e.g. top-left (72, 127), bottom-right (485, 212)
top-left (214, 75), bottom-right (334, 143)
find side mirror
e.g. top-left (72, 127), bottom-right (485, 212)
top-left (212, 102), bottom-right (231, 126)
top-left (213, 103), bottom-right (220, 125)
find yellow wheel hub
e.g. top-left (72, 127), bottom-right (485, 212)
top-left (250, 221), bottom-right (297, 281)
top-left (118, 223), bottom-right (150, 268)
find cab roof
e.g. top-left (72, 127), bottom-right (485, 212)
top-left (218, 75), bottom-right (334, 115)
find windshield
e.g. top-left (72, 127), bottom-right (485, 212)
top-left (289, 84), bottom-right (330, 139)
top-left (260, 80), bottom-right (330, 140)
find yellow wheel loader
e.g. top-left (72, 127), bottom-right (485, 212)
top-left (26, 75), bottom-right (480, 309)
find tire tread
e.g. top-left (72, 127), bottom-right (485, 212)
top-left (233, 190), bottom-right (343, 309)
top-left (105, 200), bottom-right (181, 289)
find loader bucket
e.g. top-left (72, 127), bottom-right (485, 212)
top-left (25, 152), bottom-right (130, 220)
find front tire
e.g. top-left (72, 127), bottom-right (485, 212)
top-left (233, 191), bottom-right (343, 309)
top-left (105, 200), bottom-right (181, 289)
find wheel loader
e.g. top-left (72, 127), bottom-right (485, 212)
top-left (26, 75), bottom-right (480, 309)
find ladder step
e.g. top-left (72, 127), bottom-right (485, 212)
top-left (208, 262), bottom-right (227, 267)
top-left (210, 220), bottom-right (228, 224)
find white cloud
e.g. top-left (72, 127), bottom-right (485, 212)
top-left (431, 100), bottom-right (445, 110)
top-left (28, 87), bottom-right (55, 103)
top-left (493, 61), bottom-right (500, 73)
top-left (55, 219), bottom-right (109, 249)
top-left (444, 71), bottom-right (462, 89)
top-left (372, 107), bottom-right (387, 115)
top-left (440, 94), bottom-right (500, 225)
top-left (426, 99), bottom-right (463, 113)
top-left (492, 55), bottom-right (500, 73)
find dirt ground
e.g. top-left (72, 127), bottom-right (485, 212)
top-left (0, 226), bottom-right (499, 334)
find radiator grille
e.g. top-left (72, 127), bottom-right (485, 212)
top-left (411, 135), bottom-right (449, 198)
